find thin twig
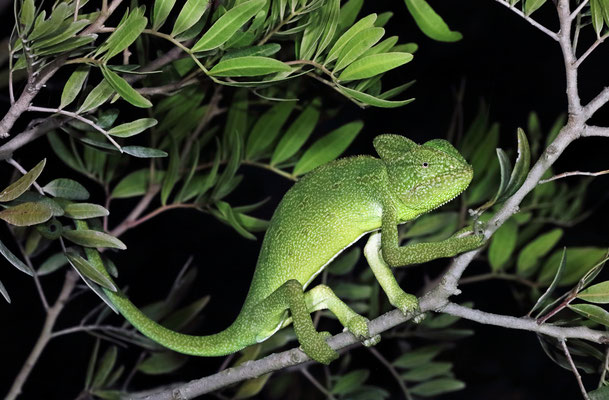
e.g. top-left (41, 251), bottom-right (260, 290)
top-left (575, 32), bottom-right (609, 68)
top-left (368, 347), bottom-right (412, 400)
top-left (299, 368), bottom-right (337, 400)
top-left (570, 0), bottom-right (589, 20)
top-left (459, 272), bottom-right (539, 288)
top-left (27, 106), bottom-right (123, 152)
top-left (5, 271), bottom-right (78, 400)
top-left (110, 185), bottom-right (160, 237)
top-left (560, 339), bottom-right (591, 400)
top-left (539, 169), bottom-right (609, 183)
top-left (492, 0), bottom-right (559, 41)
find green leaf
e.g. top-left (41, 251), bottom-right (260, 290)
top-left (123, 146), bottom-right (168, 158)
top-left (101, 65), bottom-right (152, 108)
top-left (331, 369), bottom-right (369, 395)
top-left (489, 218), bottom-right (518, 271)
top-left (192, 0), bottom-right (266, 52)
top-left (339, 52), bottom-right (412, 81)
top-left (97, 7), bottom-right (147, 60)
top-left (313, 0), bottom-right (340, 59)
top-left (338, 0), bottom-right (364, 34)
top-left (38, 252), bottom-right (69, 276)
top-left (404, 212), bottom-right (457, 239)
top-left (162, 295), bottom-right (210, 330)
top-left (338, 85), bottom-right (414, 108)
top-left (91, 346), bottom-right (118, 388)
top-left (138, 352), bottom-right (188, 375)
top-left (530, 247), bottom-right (566, 315)
top-left (517, 228), bottom-right (563, 277)
top-left (539, 247), bottom-right (608, 286)
top-left (0, 202), bottom-right (53, 226)
top-left (171, 0), bottom-right (208, 36)
top-left (0, 159), bottom-right (46, 202)
top-left (246, 102), bottom-right (295, 160)
top-left (393, 345), bottom-right (446, 368)
top-left (0, 239), bottom-right (33, 275)
top-left (589, 386), bottom-right (609, 400)
top-left (108, 118), bottom-right (157, 137)
top-left (403, 0), bottom-right (462, 42)
top-left (524, 0), bottom-right (547, 16)
top-left (293, 121), bottom-right (363, 176)
top-left (60, 66), bottom-right (90, 109)
top-left (568, 303), bottom-right (609, 327)
top-left (578, 281), bottom-right (609, 304)
top-left (66, 251), bottom-right (117, 291)
top-left (19, 0), bottom-right (35, 31)
top-left (498, 128), bottom-right (531, 202)
top-left (334, 27), bottom-right (384, 72)
top-left (152, 0), bottom-right (177, 30)
top-left (64, 203), bottom-right (110, 219)
top-left (34, 35), bottom-right (97, 56)
top-left (410, 378), bottom-right (466, 397)
top-left (62, 229), bottom-right (126, 250)
top-left (209, 56), bottom-right (292, 77)
top-left (327, 14), bottom-right (377, 64)
top-left (333, 283), bottom-right (372, 300)
top-left (78, 79), bottom-right (116, 114)
top-left (401, 362), bottom-right (453, 382)
top-left (111, 169), bottom-right (165, 199)
top-left (271, 100), bottom-right (320, 166)
top-left (43, 178), bottom-right (90, 200)
top-left (214, 201), bottom-right (255, 240)
top-left (234, 373), bottom-right (272, 399)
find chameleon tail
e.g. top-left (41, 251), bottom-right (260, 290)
top-left (75, 222), bottom-right (249, 357)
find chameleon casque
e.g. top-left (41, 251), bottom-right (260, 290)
top-left (83, 134), bottom-right (484, 364)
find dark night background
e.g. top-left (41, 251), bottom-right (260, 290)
top-left (2, 0), bottom-right (609, 399)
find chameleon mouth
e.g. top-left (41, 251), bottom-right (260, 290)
top-left (407, 167), bottom-right (473, 210)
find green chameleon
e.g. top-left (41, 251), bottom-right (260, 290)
top-left (81, 134), bottom-right (483, 365)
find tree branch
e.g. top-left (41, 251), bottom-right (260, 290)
top-left (492, 0), bottom-right (559, 41)
top-left (584, 87), bottom-right (609, 120)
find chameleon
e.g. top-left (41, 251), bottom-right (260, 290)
top-left (80, 134), bottom-right (483, 365)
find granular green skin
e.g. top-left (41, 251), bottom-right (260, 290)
top-left (83, 135), bottom-right (483, 364)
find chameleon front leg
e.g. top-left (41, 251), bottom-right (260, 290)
top-left (380, 203), bottom-right (484, 267)
top-left (258, 279), bottom-right (338, 364)
top-left (364, 232), bottom-right (419, 315)
top-left (305, 284), bottom-right (381, 347)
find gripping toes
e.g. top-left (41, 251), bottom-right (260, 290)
top-left (301, 332), bottom-right (338, 365)
top-left (392, 292), bottom-right (419, 315)
top-left (345, 315), bottom-right (381, 347)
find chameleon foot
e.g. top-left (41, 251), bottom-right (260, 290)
top-left (344, 315), bottom-right (381, 347)
top-left (391, 292), bottom-right (419, 316)
top-left (300, 331), bottom-right (338, 365)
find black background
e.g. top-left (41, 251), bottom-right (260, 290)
top-left (2, 0), bottom-right (609, 399)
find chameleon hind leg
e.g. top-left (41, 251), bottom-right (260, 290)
top-left (305, 284), bottom-right (381, 347)
top-left (256, 279), bottom-right (338, 364)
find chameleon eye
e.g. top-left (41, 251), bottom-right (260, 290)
top-left (422, 162), bottom-right (429, 168)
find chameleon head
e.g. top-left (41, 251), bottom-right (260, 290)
top-left (374, 135), bottom-right (473, 217)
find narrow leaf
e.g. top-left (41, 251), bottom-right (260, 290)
top-left (327, 13), bottom-right (377, 64)
top-left (530, 247), bottom-right (566, 315)
top-left (0, 280), bottom-right (10, 303)
top-left (209, 56), bottom-right (291, 77)
top-left (66, 251), bottom-right (117, 291)
top-left (192, 0), bottom-right (266, 52)
top-left (152, 0), bottom-right (177, 30)
top-left (108, 118), bottom-right (157, 137)
top-left (334, 27), bottom-right (384, 72)
top-left (339, 85), bottom-right (414, 108)
top-left (78, 80), bottom-right (116, 114)
top-left (568, 303), bottom-right (609, 327)
top-left (62, 229), bottom-right (126, 250)
top-left (578, 281), bottom-right (609, 304)
top-left (0, 239), bottom-right (33, 275)
top-left (403, 0), bottom-right (462, 42)
top-left (246, 102), bottom-right (295, 160)
top-left (171, 0), bottom-right (208, 36)
top-left (271, 100), bottom-right (320, 165)
top-left (38, 252), bottom-right (69, 276)
top-left (64, 203), bottom-right (110, 219)
top-left (0, 159), bottom-right (46, 202)
top-left (0, 202), bottom-right (53, 226)
top-left (60, 66), bottom-right (90, 109)
top-left (339, 52), bottom-right (413, 81)
top-left (488, 218), bottom-right (518, 271)
top-left (123, 146), bottom-right (168, 158)
top-left (101, 65), bottom-right (152, 108)
top-left (43, 178), bottom-right (90, 200)
top-left (517, 228), bottom-right (563, 277)
top-left (293, 121), bottom-right (363, 176)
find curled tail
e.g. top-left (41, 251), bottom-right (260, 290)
top-left (76, 221), bottom-right (249, 357)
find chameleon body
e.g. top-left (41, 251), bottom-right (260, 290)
top-left (83, 134), bottom-right (483, 364)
